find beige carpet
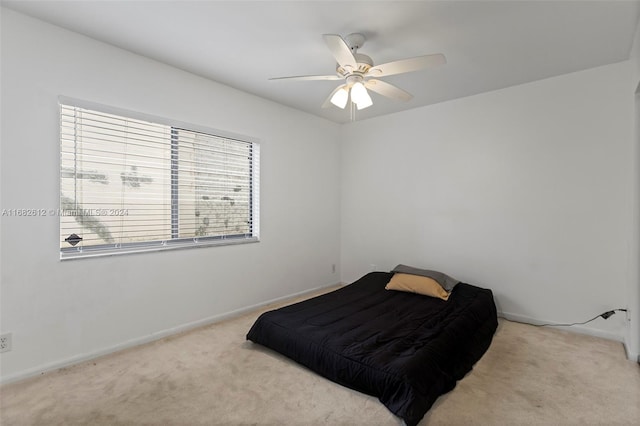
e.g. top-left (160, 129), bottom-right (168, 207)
top-left (1, 287), bottom-right (639, 426)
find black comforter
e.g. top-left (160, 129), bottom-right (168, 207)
top-left (247, 272), bottom-right (498, 426)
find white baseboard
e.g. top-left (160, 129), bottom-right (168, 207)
top-left (0, 282), bottom-right (341, 385)
top-left (498, 311), bottom-right (625, 343)
top-left (622, 338), bottom-right (640, 363)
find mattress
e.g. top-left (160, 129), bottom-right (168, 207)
top-left (246, 271), bottom-right (498, 426)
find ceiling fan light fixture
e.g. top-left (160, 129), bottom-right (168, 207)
top-left (330, 87), bottom-right (349, 109)
top-left (356, 92), bottom-right (373, 110)
top-left (274, 33), bottom-right (445, 116)
top-left (351, 82), bottom-right (373, 110)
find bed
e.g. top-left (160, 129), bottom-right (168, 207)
top-left (246, 270), bottom-right (498, 426)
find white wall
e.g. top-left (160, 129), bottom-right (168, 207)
top-left (341, 62), bottom-right (634, 342)
top-left (628, 18), bottom-right (640, 361)
top-left (0, 9), bottom-right (341, 382)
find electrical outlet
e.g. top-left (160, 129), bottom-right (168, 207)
top-left (0, 333), bottom-right (12, 353)
top-left (332, 264), bottom-right (336, 274)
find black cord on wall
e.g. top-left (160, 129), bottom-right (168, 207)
top-left (504, 308), bottom-right (627, 327)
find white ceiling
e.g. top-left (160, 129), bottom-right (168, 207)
top-left (3, 0), bottom-right (640, 123)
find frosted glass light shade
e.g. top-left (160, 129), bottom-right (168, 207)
top-left (330, 87), bottom-right (349, 109)
top-left (351, 82), bottom-right (373, 110)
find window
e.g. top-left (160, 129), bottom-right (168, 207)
top-left (59, 99), bottom-right (259, 259)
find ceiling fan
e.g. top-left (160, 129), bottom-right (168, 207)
top-left (270, 33), bottom-right (446, 112)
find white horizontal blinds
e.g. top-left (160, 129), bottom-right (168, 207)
top-left (60, 102), bottom-right (259, 257)
top-left (175, 129), bottom-right (253, 238)
top-left (60, 105), bottom-right (172, 250)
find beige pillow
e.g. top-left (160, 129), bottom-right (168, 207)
top-left (385, 273), bottom-right (450, 300)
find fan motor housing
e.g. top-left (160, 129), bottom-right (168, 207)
top-left (337, 53), bottom-right (373, 76)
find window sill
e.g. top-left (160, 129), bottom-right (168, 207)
top-left (60, 236), bottom-right (259, 260)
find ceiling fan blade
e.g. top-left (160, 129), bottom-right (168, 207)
top-left (367, 53), bottom-right (446, 77)
top-left (322, 84), bottom-right (348, 109)
top-left (269, 74), bottom-right (343, 81)
top-left (322, 34), bottom-right (357, 71)
top-left (365, 79), bottom-right (413, 101)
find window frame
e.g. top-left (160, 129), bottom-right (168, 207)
top-left (59, 97), bottom-right (260, 260)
